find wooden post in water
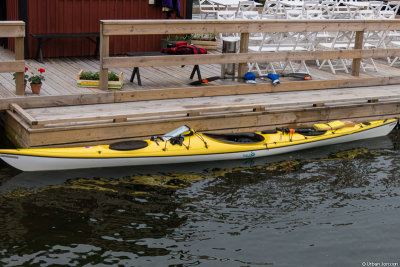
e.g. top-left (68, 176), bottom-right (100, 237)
top-left (238, 32), bottom-right (249, 80)
top-left (99, 22), bottom-right (109, 90)
top-left (14, 37), bottom-right (24, 95)
top-left (351, 31), bottom-right (364, 77)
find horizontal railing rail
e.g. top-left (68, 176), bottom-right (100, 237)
top-left (99, 19), bottom-right (400, 90)
top-left (0, 21), bottom-right (26, 95)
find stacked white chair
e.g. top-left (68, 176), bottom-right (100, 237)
top-left (235, 1), bottom-right (256, 19)
top-left (385, 1), bottom-right (400, 16)
top-left (260, 0), bottom-right (285, 19)
top-left (199, 0), bottom-right (218, 19)
top-left (369, 1), bottom-right (384, 18)
top-left (317, 31), bottom-right (354, 74)
top-left (320, 1), bottom-right (338, 19)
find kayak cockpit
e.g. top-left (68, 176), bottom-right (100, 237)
top-left (109, 140), bottom-right (149, 151)
top-left (203, 132), bottom-right (265, 144)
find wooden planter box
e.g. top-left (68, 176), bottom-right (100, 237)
top-left (76, 70), bottom-right (124, 89)
top-left (191, 40), bottom-right (218, 50)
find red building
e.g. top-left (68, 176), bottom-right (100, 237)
top-left (2, 0), bottom-right (190, 58)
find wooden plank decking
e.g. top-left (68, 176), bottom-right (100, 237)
top-left (2, 45), bottom-right (400, 147)
top-left (2, 45), bottom-right (400, 104)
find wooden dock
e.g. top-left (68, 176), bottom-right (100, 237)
top-left (2, 19), bottom-right (400, 147)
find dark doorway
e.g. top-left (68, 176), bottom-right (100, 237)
top-left (0, 0), bottom-right (7, 48)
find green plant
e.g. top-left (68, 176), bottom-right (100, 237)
top-left (166, 34), bottom-right (190, 41)
top-left (80, 71), bottom-right (119, 81)
top-left (108, 72), bottom-right (119, 81)
top-left (190, 33), bottom-right (217, 41)
top-left (80, 71), bottom-right (94, 80)
top-left (28, 68), bottom-right (45, 84)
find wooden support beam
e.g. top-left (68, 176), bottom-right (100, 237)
top-left (100, 20), bottom-right (400, 36)
top-left (351, 31), bottom-right (364, 76)
top-left (14, 37), bottom-right (25, 95)
top-left (99, 23), bottom-right (109, 91)
top-left (0, 60), bottom-right (25, 73)
top-left (0, 21), bottom-right (25, 37)
top-left (238, 32), bottom-right (249, 79)
top-left (103, 48), bottom-right (400, 69)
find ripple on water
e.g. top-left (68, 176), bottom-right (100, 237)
top-left (1, 136), bottom-right (400, 266)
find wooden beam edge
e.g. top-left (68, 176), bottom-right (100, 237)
top-left (9, 103), bottom-right (38, 126)
top-left (0, 60), bottom-right (25, 73)
top-left (23, 100), bottom-right (400, 133)
top-left (115, 76), bottom-right (400, 102)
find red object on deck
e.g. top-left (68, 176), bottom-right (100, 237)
top-left (6, 0), bottom-right (187, 59)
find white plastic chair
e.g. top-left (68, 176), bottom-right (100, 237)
top-left (235, 1), bottom-right (256, 19)
top-left (358, 31), bottom-right (381, 72)
top-left (199, 0), bottom-right (218, 20)
top-left (368, 1), bottom-right (384, 18)
top-left (379, 10), bottom-right (396, 19)
top-left (216, 11), bottom-right (241, 47)
top-left (385, 1), bottom-right (400, 15)
top-left (303, 9), bottom-right (323, 20)
top-left (248, 32), bottom-right (312, 75)
top-left (317, 31), bottom-right (354, 74)
top-left (260, 0), bottom-right (285, 19)
top-left (355, 10), bottom-right (375, 20)
top-left (302, 2), bottom-right (321, 14)
top-left (285, 9), bottom-right (304, 19)
top-left (319, 1), bottom-right (338, 19)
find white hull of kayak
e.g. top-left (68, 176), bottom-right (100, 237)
top-left (0, 121), bottom-right (396, 171)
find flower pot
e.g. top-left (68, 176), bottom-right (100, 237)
top-left (30, 83), bottom-right (42, 94)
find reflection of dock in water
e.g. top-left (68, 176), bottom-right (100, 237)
top-left (0, 135), bottom-right (393, 195)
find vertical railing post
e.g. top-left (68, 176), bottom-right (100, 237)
top-left (15, 36), bottom-right (25, 95)
top-left (351, 30), bottom-right (364, 76)
top-left (238, 32), bottom-right (249, 80)
top-left (99, 22), bottom-right (109, 90)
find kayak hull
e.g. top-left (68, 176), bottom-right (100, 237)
top-left (0, 119), bottom-right (397, 172)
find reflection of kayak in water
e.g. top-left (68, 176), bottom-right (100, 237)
top-left (0, 119), bottom-right (397, 172)
top-left (0, 134), bottom-right (395, 194)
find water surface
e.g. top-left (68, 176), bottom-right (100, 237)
top-left (0, 136), bottom-right (400, 266)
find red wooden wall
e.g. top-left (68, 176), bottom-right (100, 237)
top-left (8, 0), bottom-right (187, 58)
top-left (6, 0), bottom-right (18, 49)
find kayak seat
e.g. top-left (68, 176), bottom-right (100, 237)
top-left (296, 128), bottom-right (326, 136)
top-left (204, 133), bottom-right (265, 143)
top-left (109, 140), bottom-right (149, 151)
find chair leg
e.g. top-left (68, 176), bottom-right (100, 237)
top-left (190, 65), bottom-right (202, 80)
top-left (130, 67), bottom-right (142, 86)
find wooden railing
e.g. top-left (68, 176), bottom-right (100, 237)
top-left (0, 21), bottom-right (25, 95)
top-left (99, 19), bottom-right (400, 90)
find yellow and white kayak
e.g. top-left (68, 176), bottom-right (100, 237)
top-left (0, 119), bottom-right (397, 172)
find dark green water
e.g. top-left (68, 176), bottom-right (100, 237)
top-left (1, 135), bottom-right (400, 266)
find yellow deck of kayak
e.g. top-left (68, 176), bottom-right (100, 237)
top-left (0, 119), bottom-right (396, 158)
